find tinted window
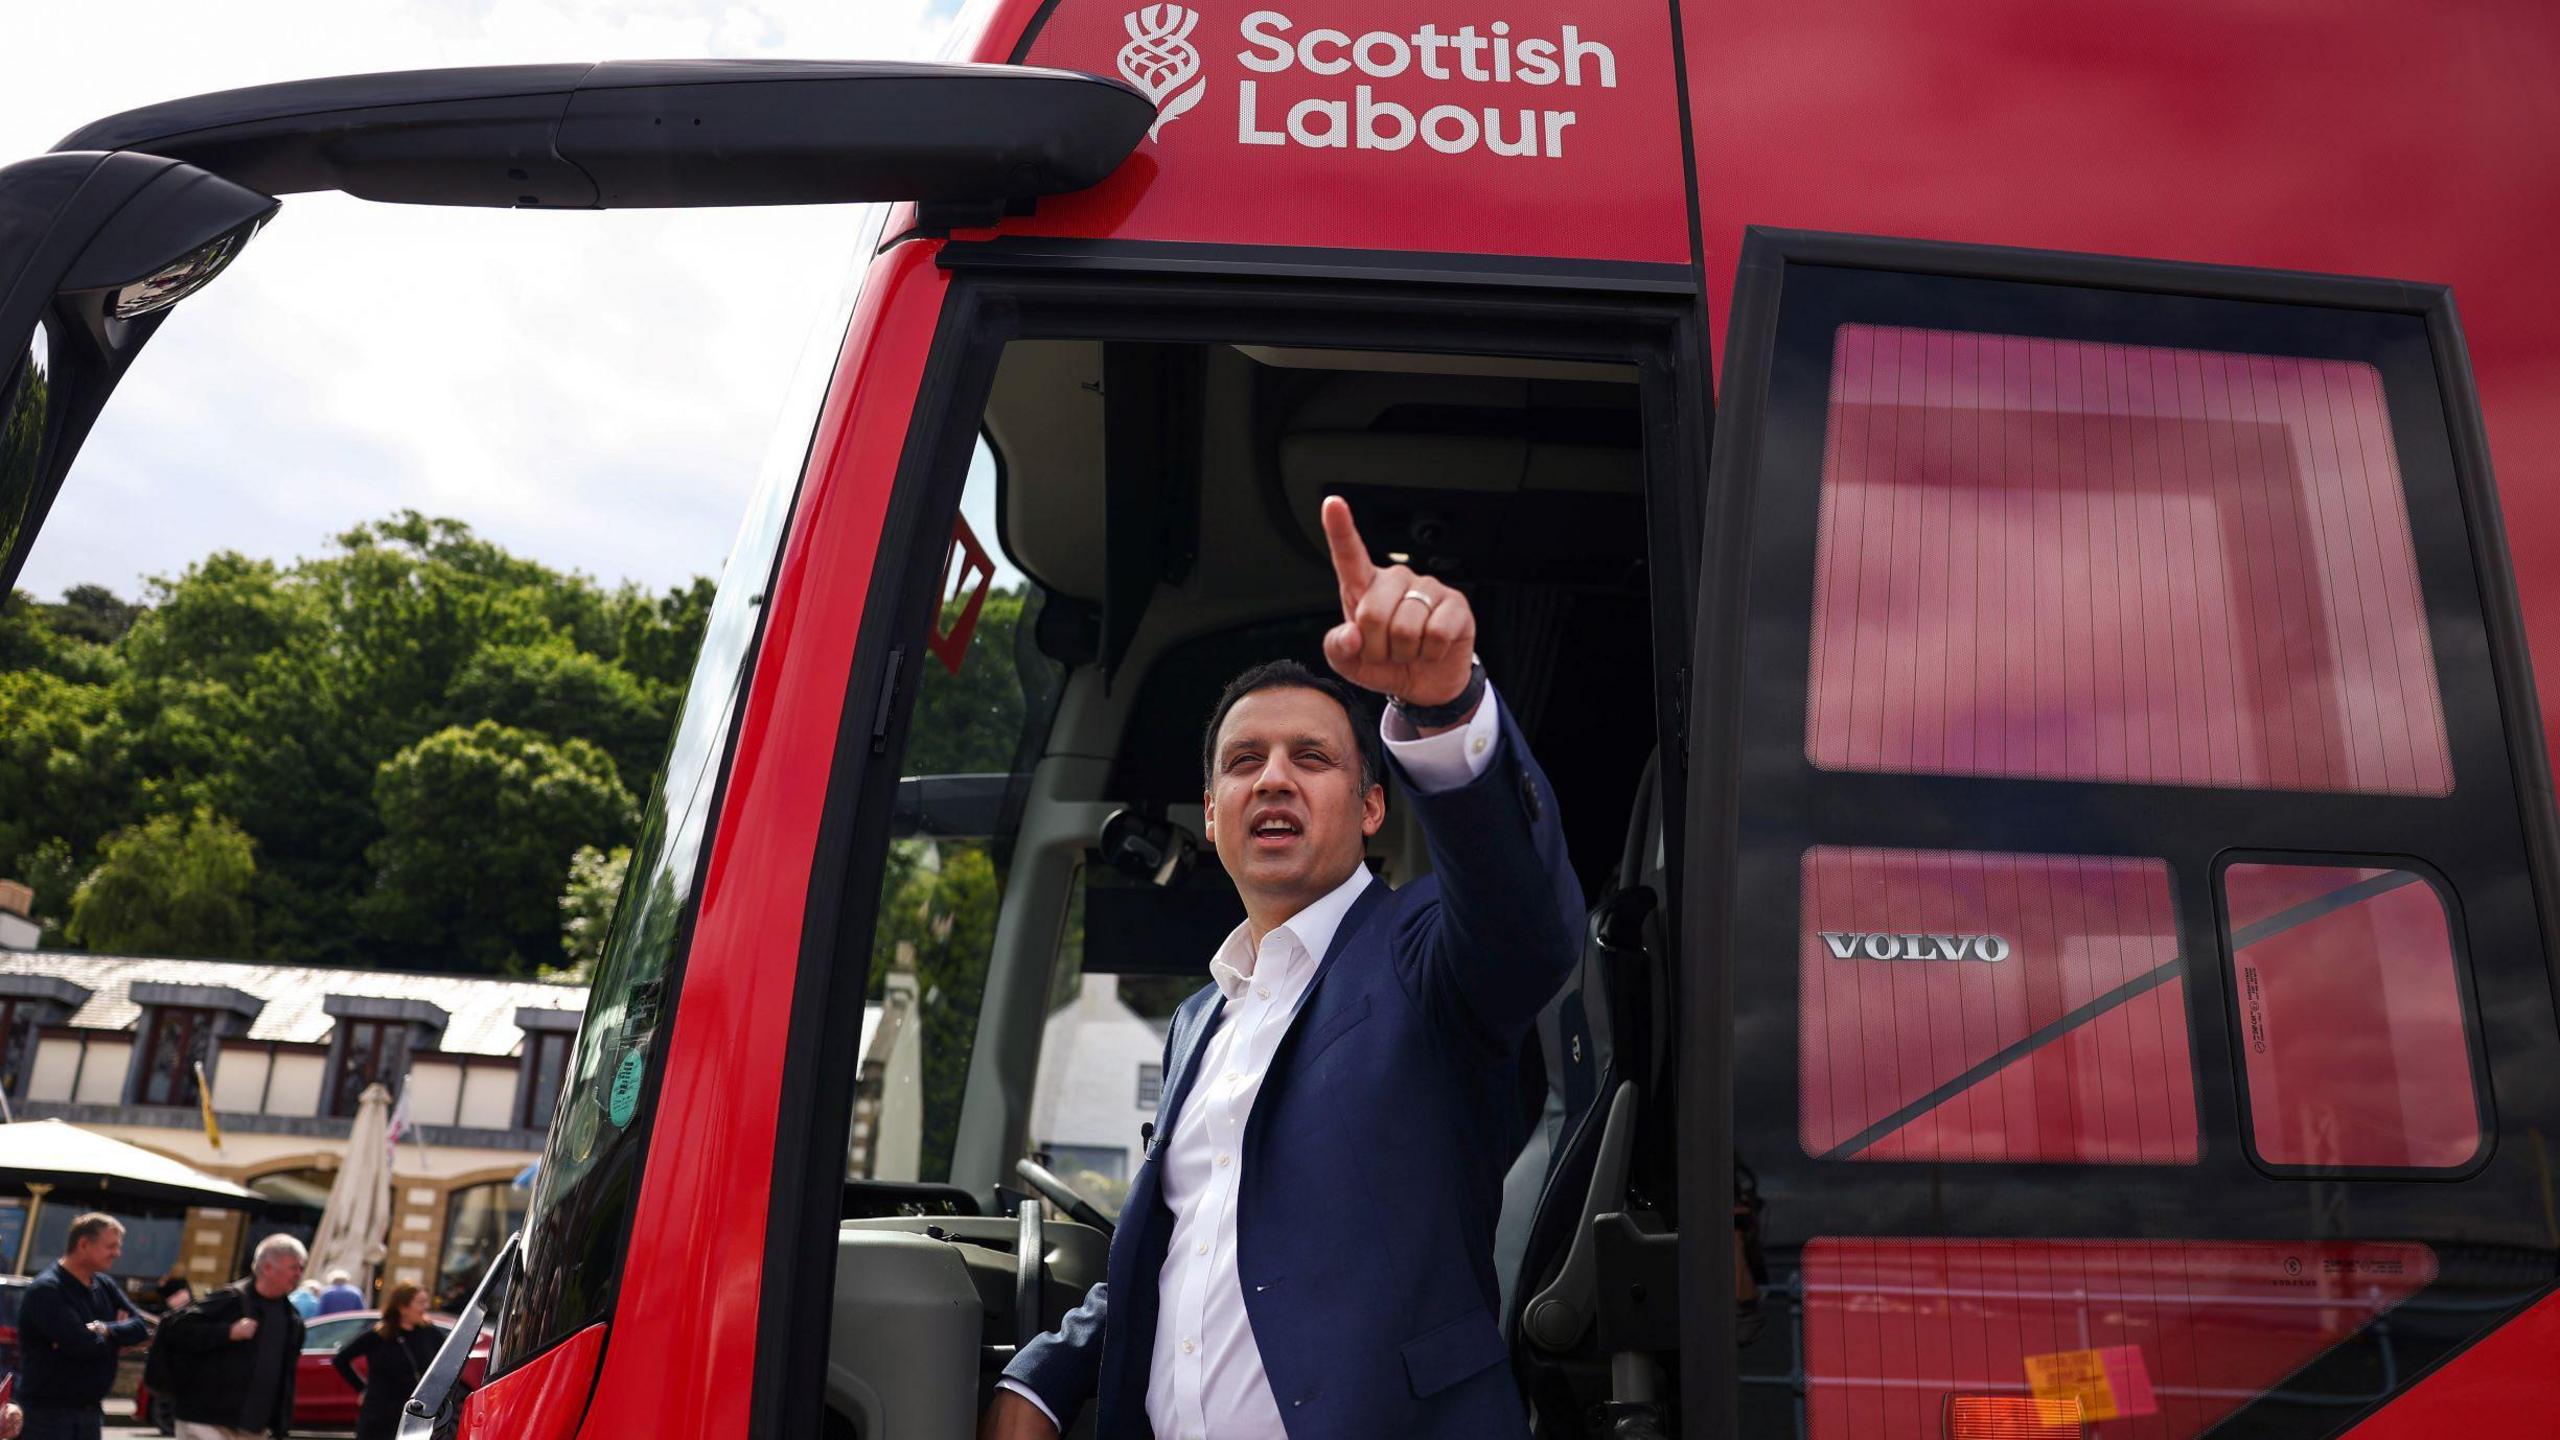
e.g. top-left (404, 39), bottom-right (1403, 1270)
top-left (1806, 324), bottom-right (2449, 795)
top-left (2220, 858), bottom-right (2483, 1172)
top-left (303, 1316), bottom-right (370, 1352)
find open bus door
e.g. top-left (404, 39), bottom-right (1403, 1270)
top-left (1691, 226), bottom-right (2560, 1438)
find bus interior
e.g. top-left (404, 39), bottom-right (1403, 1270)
top-left (818, 333), bottom-right (1680, 1437)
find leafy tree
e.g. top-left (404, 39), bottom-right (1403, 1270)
top-left (0, 668), bottom-right (129, 868)
top-left (43, 584), bottom-right (143, 646)
top-left (18, 837), bottom-right (81, 946)
top-left (445, 638), bottom-right (671, 795)
top-left (609, 577), bottom-right (717, 696)
top-left (901, 589), bottom-right (1042, 777)
top-left (868, 839), bottom-right (1000, 1183)
top-left (555, 844), bottom-right (631, 981)
top-left (66, 807), bottom-right (256, 956)
top-left (359, 721), bottom-right (637, 974)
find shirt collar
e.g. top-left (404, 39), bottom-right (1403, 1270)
top-left (1208, 863), bottom-right (1374, 1002)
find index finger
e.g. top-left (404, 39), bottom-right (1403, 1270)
top-left (1321, 496), bottom-right (1376, 606)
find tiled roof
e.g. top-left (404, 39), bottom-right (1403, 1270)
top-left (0, 951), bottom-right (586, 1058)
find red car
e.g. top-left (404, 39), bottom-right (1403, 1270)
top-left (134, 1310), bottom-right (487, 1436)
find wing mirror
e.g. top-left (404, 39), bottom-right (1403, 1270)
top-left (0, 151), bottom-right (275, 591)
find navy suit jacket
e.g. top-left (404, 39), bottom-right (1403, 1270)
top-left (1006, 698), bottom-right (1584, 1438)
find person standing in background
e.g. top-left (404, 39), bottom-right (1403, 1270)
top-left (156, 1235), bottom-right (307, 1440)
top-left (287, 1281), bottom-right (321, 1320)
top-left (331, 1282), bottom-right (441, 1440)
top-left (17, 1214), bottom-right (152, 1440)
top-left (315, 1270), bottom-right (364, 1316)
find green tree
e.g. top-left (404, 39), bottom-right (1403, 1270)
top-left (868, 839), bottom-right (1000, 1183)
top-left (43, 584), bottom-right (143, 646)
top-left (901, 589), bottom-right (1040, 777)
top-left (0, 668), bottom-right (129, 871)
top-left (609, 577), bottom-right (717, 696)
top-left (555, 843), bottom-right (631, 981)
top-left (445, 638), bottom-right (671, 795)
top-left (66, 807), bottom-right (257, 956)
top-left (359, 721), bottom-right (638, 974)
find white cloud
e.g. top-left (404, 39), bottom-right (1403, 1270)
top-left (9, 0), bottom-right (961, 600)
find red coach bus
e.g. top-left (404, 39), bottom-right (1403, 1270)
top-left (6, 1), bottom-right (2560, 1436)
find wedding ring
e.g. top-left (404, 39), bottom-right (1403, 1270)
top-left (1399, 588), bottom-right (1436, 610)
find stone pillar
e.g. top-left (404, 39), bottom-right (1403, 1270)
top-left (387, 1184), bottom-right (441, 1292)
top-left (183, 1207), bottom-right (245, 1287)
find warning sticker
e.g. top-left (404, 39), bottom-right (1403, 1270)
top-left (2023, 1345), bottom-right (2158, 1422)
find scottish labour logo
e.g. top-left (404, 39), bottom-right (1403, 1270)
top-left (1120, 5), bottom-right (1207, 141)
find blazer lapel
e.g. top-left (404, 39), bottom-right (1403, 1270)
top-left (1263, 877), bottom-right (1391, 1079)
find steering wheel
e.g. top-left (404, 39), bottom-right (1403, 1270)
top-left (1014, 1157), bottom-right (1116, 1237)
top-left (1013, 1194), bottom-right (1044, 1351)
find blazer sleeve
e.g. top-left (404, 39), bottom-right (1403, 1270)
top-left (1387, 690), bottom-right (1587, 1058)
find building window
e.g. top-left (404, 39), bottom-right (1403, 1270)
top-left (520, 1030), bottom-right (570, 1131)
top-left (436, 1179), bottom-right (531, 1312)
top-left (0, 1002), bottom-right (31, 1101)
top-left (1136, 1062), bottom-right (1163, 1109)
top-left (136, 1008), bottom-right (216, 1107)
top-left (330, 1019), bottom-right (411, 1118)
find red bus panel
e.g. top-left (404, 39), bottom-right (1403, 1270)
top-left (1804, 1238), bottom-right (2436, 1440)
top-left (981, 0), bottom-right (1693, 264)
top-left (1799, 846), bottom-right (2197, 1166)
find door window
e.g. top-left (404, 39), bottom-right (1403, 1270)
top-left (1710, 236), bottom-right (2560, 1439)
top-left (845, 437), bottom-right (1063, 1187)
top-left (2219, 858), bottom-right (2484, 1173)
top-left (1806, 325), bottom-right (2449, 795)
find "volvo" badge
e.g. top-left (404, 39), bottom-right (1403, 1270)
top-left (1818, 931), bottom-right (2013, 963)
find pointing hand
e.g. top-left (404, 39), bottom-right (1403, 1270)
top-left (1318, 497), bottom-right (1475, 710)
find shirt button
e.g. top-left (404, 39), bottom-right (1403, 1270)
top-left (1471, 736), bottom-right (1487, 755)
top-left (1181, 1338), bottom-right (1196, 1354)
top-left (1255, 986), bottom-right (1270, 1000)
top-left (1216, 1153), bottom-right (1232, 1167)
top-left (1196, 1242), bottom-right (1209, 1255)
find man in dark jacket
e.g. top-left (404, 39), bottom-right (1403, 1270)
top-left (155, 1235), bottom-right (306, 1440)
top-left (17, 1213), bottom-right (152, 1440)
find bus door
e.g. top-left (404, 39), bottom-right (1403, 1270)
top-left (1689, 228), bottom-right (2560, 1438)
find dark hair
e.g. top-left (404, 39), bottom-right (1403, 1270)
top-left (65, 1213), bottom-right (122, 1251)
top-left (1200, 660), bottom-right (1384, 792)
top-left (377, 1280), bottom-right (425, 1335)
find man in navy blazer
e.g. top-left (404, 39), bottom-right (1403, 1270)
top-left (985, 498), bottom-right (1584, 1439)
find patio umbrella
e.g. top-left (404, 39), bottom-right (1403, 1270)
top-left (308, 1082), bottom-right (394, 1292)
top-left (0, 1119), bottom-right (263, 1272)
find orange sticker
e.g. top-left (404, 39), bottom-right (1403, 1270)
top-left (2023, 1348), bottom-right (2119, 1423)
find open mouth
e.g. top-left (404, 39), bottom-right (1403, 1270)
top-left (1248, 811), bottom-right (1304, 847)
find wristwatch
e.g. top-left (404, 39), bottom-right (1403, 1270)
top-left (1391, 658), bottom-right (1486, 728)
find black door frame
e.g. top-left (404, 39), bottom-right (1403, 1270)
top-left (755, 239), bottom-right (1715, 1439)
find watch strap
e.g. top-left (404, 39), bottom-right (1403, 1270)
top-left (1391, 659), bottom-right (1486, 729)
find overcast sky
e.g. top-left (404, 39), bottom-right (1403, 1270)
top-left (10, 0), bottom-right (969, 603)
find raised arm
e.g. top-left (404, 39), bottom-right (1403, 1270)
top-left (1320, 497), bottom-right (1584, 1052)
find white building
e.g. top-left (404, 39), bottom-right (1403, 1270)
top-left (0, 949), bottom-right (581, 1306)
top-left (1025, 974), bottom-right (1168, 1211)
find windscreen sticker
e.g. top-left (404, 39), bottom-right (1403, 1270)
top-left (2023, 1344), bottom-right (2157, 1422)
top-left (608, 1047), bottom-right (647, 1128)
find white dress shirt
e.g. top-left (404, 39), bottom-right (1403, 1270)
top-left (1003, 690), bottom-right (1502, 1437)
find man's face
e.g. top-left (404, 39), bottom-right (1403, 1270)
top-left (255, 1251), bottom-right (305, 1299)
top-left (1205, 686), bottom-right (1383, 916)
top-left (73, 1227), bottom-right (122, 1273)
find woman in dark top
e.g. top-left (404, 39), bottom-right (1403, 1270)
top-left (331, 1281), bottom-right (441, 1440)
